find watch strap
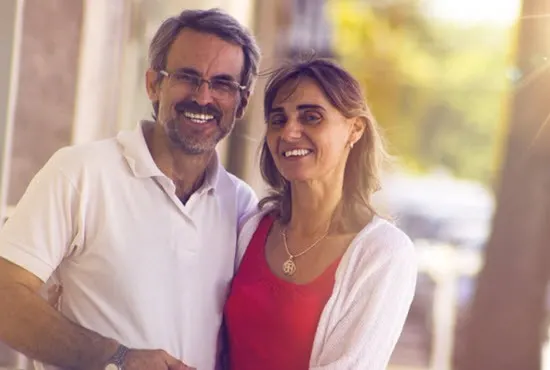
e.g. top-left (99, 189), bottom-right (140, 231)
top-left (106, 344), bottom-right (129, 369)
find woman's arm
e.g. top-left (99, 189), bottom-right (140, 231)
top-left (311, 231), bottom-right (418, 370)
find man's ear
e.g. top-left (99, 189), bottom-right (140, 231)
top-left (145, 68), bottom-right (161, 102)
top-left (236, 90), bottom-right (251, 119)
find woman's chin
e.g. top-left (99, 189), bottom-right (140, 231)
top-left (282, 173), bottom-right (315, 184)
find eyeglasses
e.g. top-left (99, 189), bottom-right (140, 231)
top-left (159, 70), bottom-right (246, 100)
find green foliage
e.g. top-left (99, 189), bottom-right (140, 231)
top-left (327, 0), bottom-right (515, 185)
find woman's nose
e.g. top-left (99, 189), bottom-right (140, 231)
top-left (281, 119), bottom-right (302, 141)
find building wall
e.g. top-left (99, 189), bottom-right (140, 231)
top-left (8, 0), bottom-right (83, 204)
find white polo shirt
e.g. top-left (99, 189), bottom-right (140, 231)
top-left (0, 121), bottom-right (258, 370)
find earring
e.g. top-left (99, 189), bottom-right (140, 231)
top-left (349, 142), bottom-right (354, 149)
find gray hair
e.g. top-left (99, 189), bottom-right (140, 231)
top-left (149, 8), bottom-right (260, 89)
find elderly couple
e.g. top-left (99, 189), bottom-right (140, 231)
top-left (0, 8), bottom-right (416, 370)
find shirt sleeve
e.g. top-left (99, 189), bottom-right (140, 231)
top-left (235, 180), bottom-right (259, 234)
top-left (0, 149), bottom-right (82, 282)
top-left (311, 231), bottom-right (418, 370)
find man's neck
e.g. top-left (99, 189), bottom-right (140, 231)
top-left (146, 124), bottom-right (214, 202)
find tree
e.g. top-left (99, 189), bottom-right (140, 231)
top-left (327, 0), bottom-right (514, 185)
top-left (457, 0), bottom-right (550, 368)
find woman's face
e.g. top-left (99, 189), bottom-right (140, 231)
top-left (265, 77), bottom-right (363, 184)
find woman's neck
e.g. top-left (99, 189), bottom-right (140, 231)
top-left (286, 180), bottom-right (343, 237)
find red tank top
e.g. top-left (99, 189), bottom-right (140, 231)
top-left (224, 215), bottom-right (340, 370)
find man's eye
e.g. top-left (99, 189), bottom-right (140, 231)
top-left (174, 74), bottom-right (197, 83)
top-left (211, 80), bottom-right (235, 92)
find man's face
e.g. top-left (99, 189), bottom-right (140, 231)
top-left (146, 29), bottom-right (249, 155)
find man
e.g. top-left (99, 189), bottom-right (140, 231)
top-left (0, 8), bottom-right (260, 370)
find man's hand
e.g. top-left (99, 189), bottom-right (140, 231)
top-left (120, 349), bottom-right (195, 370)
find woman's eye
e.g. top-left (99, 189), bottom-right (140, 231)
top-left (268, 116), bottom-right (286, 126)
top-left (303, 112), bottom-right (322, 123)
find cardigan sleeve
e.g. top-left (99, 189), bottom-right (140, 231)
top-left (310, 228), bottom-right (418, 370)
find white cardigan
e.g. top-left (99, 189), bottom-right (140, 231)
top-left (235, 209), bottom-right (418, 369)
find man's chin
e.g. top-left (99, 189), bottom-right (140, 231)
top-left (169, 137), bottom-right (217, 155)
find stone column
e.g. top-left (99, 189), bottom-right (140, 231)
top-left (71, 0), bottom-right (129, 145)
top-left (226, 0), bottom-right (290, 195)
top-left (0, 0), bottom-right (23, 222)
top-left (8, 0), bottom-right (83, 205)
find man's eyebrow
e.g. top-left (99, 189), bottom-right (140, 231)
top-left (174, 67), bottom-right (201, 76)
top-left (174, 68), bottom-right (238, 81)
top-left (211, 74), bottom-right (238, 81)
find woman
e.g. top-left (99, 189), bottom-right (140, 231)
top-left (224, 58), bottom-right (417, 369)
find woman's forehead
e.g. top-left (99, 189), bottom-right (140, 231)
top-left (272, 77), bottom-right (329, 108)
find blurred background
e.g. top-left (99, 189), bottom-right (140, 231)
top-left (1, 0), bottom-right (549, 369)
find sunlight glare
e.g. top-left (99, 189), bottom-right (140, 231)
top-left (424, 0), bottom-right (522, 25)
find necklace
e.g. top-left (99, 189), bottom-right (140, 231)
top-left (281, 227), bottom-right (329, 276)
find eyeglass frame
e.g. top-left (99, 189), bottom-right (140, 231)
top-left (158, 69), bottom-right (247, 98)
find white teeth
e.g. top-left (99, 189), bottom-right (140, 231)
top-left (183, 111), bottom-right (214, 123)
top-left (283, 149), bottom-right (311, 157)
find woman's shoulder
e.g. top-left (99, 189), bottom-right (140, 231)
top-left (358, 216), bottom-right (413, 247)
top-left (345, 216), bottom-right (416, 271)
top-left (238, 206), bottom-right (275, 237)
top-left (235, 207), bottom-right (276, 267)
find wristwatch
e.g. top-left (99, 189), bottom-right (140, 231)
top-left (104, 344), bottom-right (129, 370)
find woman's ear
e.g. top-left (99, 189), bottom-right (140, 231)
top-left (348, 117), bottom-right (366, 147)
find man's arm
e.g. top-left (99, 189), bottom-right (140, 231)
top-left (0, 149), bottom-right (118, 368)
top-left (0, 149), bottom-right (192, 370)
top-left (0, 257), bottom-right (119, 369)
top-left (235, 179), bottom-right (259, 233)
top-left (0, 258), bottom-right (193, 370)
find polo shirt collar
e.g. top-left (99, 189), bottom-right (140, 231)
top-left (117, 120), bottom-right (222, 192)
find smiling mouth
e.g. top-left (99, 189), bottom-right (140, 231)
top-left (282, 149), bottom-right (312, 158)
top-left (182, 111), bottom-right (216, 124)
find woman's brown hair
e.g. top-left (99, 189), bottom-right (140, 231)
top-left (259, 58), bottom-right (390, 224)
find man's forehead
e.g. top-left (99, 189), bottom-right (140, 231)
top-left (166, 29), bottom-right (244, 78)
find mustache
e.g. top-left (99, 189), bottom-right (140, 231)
top-left (174, 100), bottom-right (221, 118)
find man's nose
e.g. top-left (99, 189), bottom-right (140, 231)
top-left (192, 80), bottom-right (215, 106)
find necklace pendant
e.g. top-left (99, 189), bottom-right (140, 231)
top-left (282, 258), bottom-right (297, 276)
